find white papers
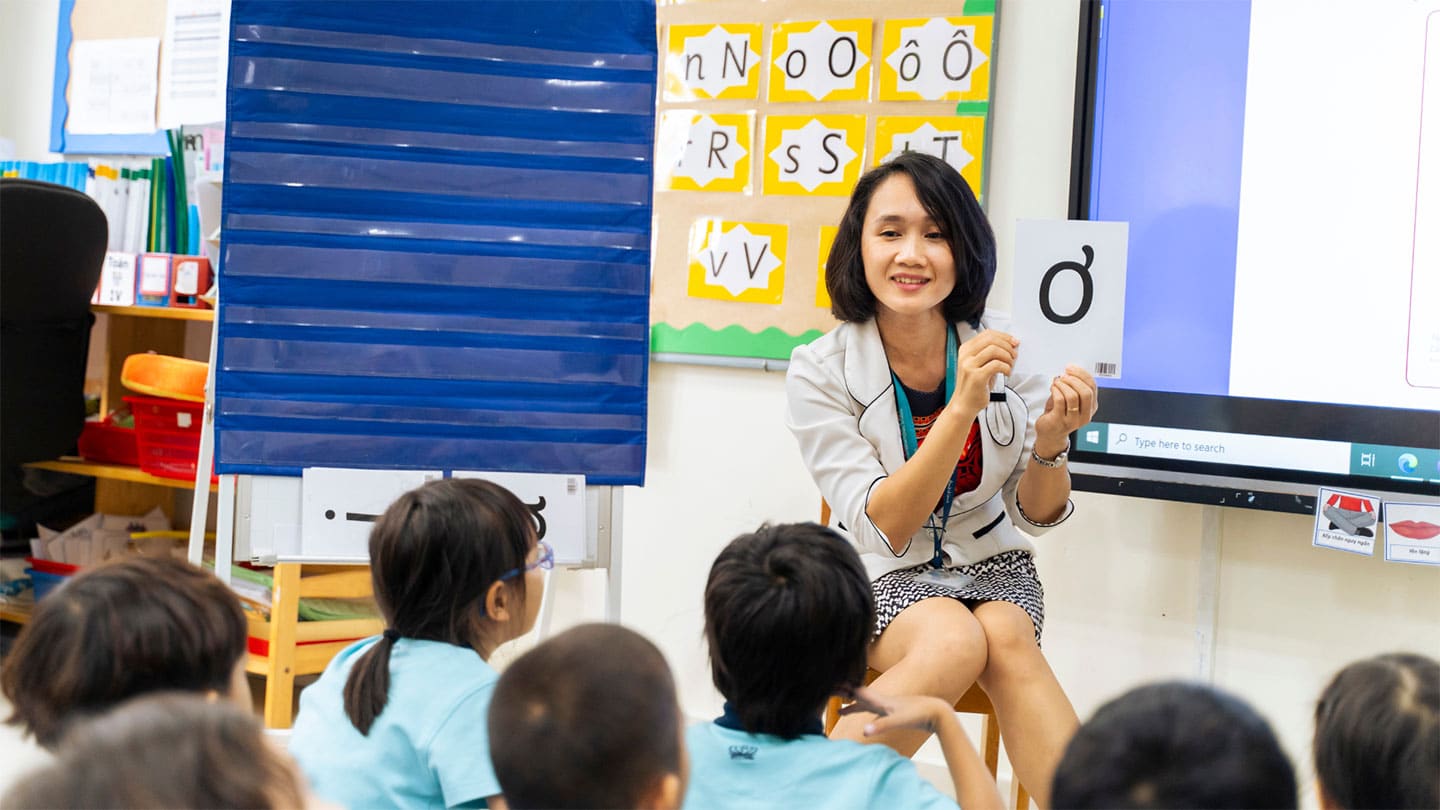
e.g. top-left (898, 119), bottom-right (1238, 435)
top-left (1313, 487), bottom-right (1379, 556)
top-left (452, 471), bottom-right (588, 565)
top-left (299, 468), bottom-right (442, 562)
top-left (1011, 219), bottom-right (1129, 381)
top-left (67, 38), bottom-right (160, 134)
top-left (156, 0), bottom-right (232, 128)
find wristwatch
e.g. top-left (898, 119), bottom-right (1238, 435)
top-left (1030, 439), bottom-right (1070, 468)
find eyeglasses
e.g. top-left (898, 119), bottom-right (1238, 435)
top-left (499, 540), bottom-right (554, 581)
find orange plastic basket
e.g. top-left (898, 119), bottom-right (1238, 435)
top-left (121, 353), bottom-right (208, 402)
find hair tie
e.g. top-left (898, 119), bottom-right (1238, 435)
top-left (382, 628), bottom-right (400, 642)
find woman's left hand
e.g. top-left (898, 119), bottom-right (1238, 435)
top-left (1034, 364), bottom-right (1099, 449)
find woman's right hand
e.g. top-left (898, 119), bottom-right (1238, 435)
top-left (949, 330), bottom-right (1018, 418)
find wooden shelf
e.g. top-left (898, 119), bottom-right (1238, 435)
top-left (0, 601), bottom-right (33, 625)
top-left (25, 458), bottom-right (218, 492)
top-left (94, 304), bottom-right (214, 322)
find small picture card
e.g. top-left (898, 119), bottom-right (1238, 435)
top-left (1313, 487), bottom-right (1380, 556)
top-left (1382, 500), bottom-right (1440, 565)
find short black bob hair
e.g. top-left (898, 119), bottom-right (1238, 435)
top-left (703, 523), bottom-right (873, 739)
top-left (1313, 652), bottom-right (1439, 810)
top-left (1051, 681), bottom-right (1297, 809)
top-left (826, 150), bottom-right (996, 325)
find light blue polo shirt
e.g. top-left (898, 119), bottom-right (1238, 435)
top-left (682, 720), bottom-right (960, 810)
top-left (289, 636), bottom-right (501, 809)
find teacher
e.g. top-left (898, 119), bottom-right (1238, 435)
top-left (786, 152), bottom-right (1097, 807)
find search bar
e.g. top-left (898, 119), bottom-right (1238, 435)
top-left (1104, 423), bottom-right (1350, 473)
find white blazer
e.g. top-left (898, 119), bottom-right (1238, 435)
top-left (785, 315), bottom-right (1073, 582)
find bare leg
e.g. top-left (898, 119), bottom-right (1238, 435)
top-left (830, 597), bottom-right (988, 757)
top-left (972, 601), bottom-right (1078, 810)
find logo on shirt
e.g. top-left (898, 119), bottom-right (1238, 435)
top-left (728, 744), bottom-right (759, 761)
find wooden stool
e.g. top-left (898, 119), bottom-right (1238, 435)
top-left (825, 670), bottom-right (1031, 809)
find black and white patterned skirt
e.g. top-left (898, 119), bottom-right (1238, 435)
top-left (872, 550), bottom-right (1045, 643)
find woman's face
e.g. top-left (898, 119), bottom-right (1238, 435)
top-left (860, 173), bottom-right (956, 323)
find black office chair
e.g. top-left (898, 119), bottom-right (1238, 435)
top-left (1, 178), bottom-right (108, 533)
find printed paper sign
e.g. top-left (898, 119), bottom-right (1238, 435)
top-left (656, 112), bottom-right (753, 193)
top-left (879, 17), bottom-right (993, 102)
top-left (875, 116), bottom-right (987, 196)
top-left (1313, 487), bottom-right (1380, 556)
top-left (67, 38), bottom-right (160, 134)
top-left (1382, 500), bottom-right (1440, 565)
top-left (816, 225), bottom-right (838, 309)
top-left (453, 471), bottom-right (587, 565)
top-left (1010, 220), bottom-right (1129, 380)
top-left (665, 24), bottom-right (763, 100)
top-left (762, 115), bottom-right (866, 196)
top-left (768, 19), bottom-right (872, 102)
top-left (299, 468), bottom-right (442, 562)
top-left (687, 219), bottom-right (788, 304)
top-left (98, 252), bottom-right (138, 307)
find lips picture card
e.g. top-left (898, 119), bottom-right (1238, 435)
top-left (1313, 487), bottom-right (1379, 556)
top-left (1382, 500), bottom-right (1440, 565)
top-left (1010, 219), bottom-right (1129, 382)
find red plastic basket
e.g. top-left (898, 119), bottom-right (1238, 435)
top-left (77, 419), bottom-right (140, 466)
top-left (123, 395), bottom-right (212, 481)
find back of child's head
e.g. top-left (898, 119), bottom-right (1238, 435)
top-left (1314, 652), bottom-right (1439, 810)
top-left (343, 477), bottom-right (536, 734)
top-left (489, 623), bottom-right (685, 810)
top-left (703, 522), bottom-right (873, 738)
top-left (1051, 681), bottom-right (1296, 809)
top-left (0, 554), bottom-right (247, 748)
top-left (2, 692), bottom-right (308, 809)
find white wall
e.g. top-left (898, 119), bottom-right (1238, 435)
top-left (5, 2), bottom-right (1435, 804)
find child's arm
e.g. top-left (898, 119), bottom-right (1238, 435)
top-left (845, 688), bottom-right (1004, 810)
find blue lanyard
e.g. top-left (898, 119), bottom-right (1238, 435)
top-left (892, 326), bottom-right (958, 569)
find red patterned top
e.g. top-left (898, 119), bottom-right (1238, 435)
top-left (914, 409), bottom-right (984, 500)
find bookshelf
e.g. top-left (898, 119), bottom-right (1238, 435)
top-left (23, 303), bottom-right (216, 525)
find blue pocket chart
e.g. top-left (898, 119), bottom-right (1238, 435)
top-left (217, 1), bottom-right (656, 485)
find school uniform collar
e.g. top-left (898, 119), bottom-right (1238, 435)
top-left (714, 702), bottom-right (825, 737)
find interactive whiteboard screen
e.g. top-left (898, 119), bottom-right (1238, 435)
top-left (1070, 0), bottom-right (1439, 511)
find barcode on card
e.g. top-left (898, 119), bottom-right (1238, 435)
top-left (1094, 362), bottom-right (1119, 377)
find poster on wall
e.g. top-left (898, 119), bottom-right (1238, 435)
top-left (650, 0), bottom-right (999, 362)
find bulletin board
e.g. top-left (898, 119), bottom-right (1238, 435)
top-left (49, 0), bottom-right (170, 154)
top-left (650, 0), bottom-right (999, 362)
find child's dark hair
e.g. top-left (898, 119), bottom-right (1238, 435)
top-left (703, 522), bottom-right (873, 738)
top-left (2, 692), bottom-right (306, 809)
top-left (1051, 681), bottom-right (1296, 809)
top-left (1, 555), bottom-right (247, 749)
top-left (343, 477), bottom-right (535, 735)
top-left (826, 150), bottom-right (995, 325)
top-left (1314, 652), bottom-right (1439, 810)
top-left (489, 623), bottom-right (682, 809)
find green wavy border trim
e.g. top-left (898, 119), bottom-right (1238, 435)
top-left (651, 323), bottom-right (825, 360)
top-left (965, 0), bottom-right (996, 15)
top-left (954, 101), bottom-right (990, 116)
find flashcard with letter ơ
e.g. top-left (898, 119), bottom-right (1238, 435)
top-left (768, 19), bottom-right (872, 102)
top-left (665, 23), bottom-right (762, 100)
top-left (656, 111), bottom-right (753, 193)
top-left (762, 115), bottom-right (867, 196)
top-left (1010, 219), bottom-right (1129, 381)
top-left (1312, 487), bottom-right (1379, 556)
top-left (687, 219), bottom-right (788, 305)
top-left (879, 16), bottom-right (994, 102)
top-left (875, 116), bottom-right (986, 198)
top-left (1382, 500), bottom-right (1440, 565)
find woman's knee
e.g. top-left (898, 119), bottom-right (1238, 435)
top-left (973, 601), bottom-right (1041, 670)
top-left (874, 601), bottom-right (988, 698)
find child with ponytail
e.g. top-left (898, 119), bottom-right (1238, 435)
top-left (288, 478), bottom-right (550, 809)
